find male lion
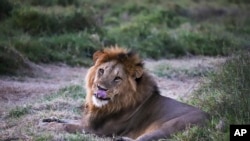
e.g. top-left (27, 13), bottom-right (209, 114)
top-left (44, 47), bottom-right (209, 140)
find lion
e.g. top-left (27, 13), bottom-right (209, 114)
top-left (43, 46), bottom-right (209, 141)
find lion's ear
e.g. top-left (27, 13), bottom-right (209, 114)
top-left (93, 50), bottom-right (103, 63)
top-left (134, 63), bottom-right (143, 79)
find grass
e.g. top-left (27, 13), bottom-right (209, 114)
top-left (0, 83), bottom-right (114, 140)
top-left (172, 51), bottom-right (250, 141)
top-left (8, 106), bottom-right (30, 118)
top-left (11, 7), bottom-right (100, 35)
top-left (153, 64), bottom-right (213, 79)
top-left (0, 84), bottom-right (91, 141)
top-left (1, 0), bottom-right (250, 74)
top-left (12, 32), bottom-right (98, 65)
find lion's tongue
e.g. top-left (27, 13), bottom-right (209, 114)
top-left (96, 90), bottom-right (107, 99)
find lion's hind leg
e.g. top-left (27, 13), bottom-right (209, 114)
top-left (135, 110), bottom-right (209, 141)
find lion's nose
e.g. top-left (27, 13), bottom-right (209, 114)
top-left (97, 85), bottom-right (108, 91)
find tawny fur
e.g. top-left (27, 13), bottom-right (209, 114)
top-left (63, 46), bottom-right (209, 141)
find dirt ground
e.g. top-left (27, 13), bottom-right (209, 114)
top-left (145, 57), bottom-right (225, 99)
top-left (0, 64), bottom-right (86, 104)
top-left (0, 57), bottom-right (225, 105)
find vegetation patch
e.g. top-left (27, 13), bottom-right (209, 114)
top-left (12, 32), bottom-right (99, 65)
top-left (173, 51), bottom-right (250, 140)
top-left (8, 106), bottom-right (30, 118)
top-left (0, 84), bottom-right (89, 141)
top-left (11, 7), bottom-right (100, 35)
top-left (0, 0), bottom-right (250, 75)
top-left (0, 45), bottom-right (39, 75)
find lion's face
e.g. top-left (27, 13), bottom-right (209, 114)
top-left (91, 60), bottom-right (132, 107)
top-left (85, 47), bottom-right (144, 111)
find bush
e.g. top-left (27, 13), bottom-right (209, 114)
top-left (105, 24), bottom-right (185, 59)
top-left (11, 7), bottom-right (100, 35)
top-left (173, 23), bottom-right (243, 56)
top-left (174, 51), bottom-right (250, 140)
top-left (195, 51), bottom-right (250, 122)
top-left (1, 0), bottom-right (249, 69)
top-left (179, 32), bottom-right (237, 55)
top-left (13, 32), bottom-right (100, 66)
top-left (208, 52), bottom-right (250, 123)
top-left (21, 0), bottom-right (80, 6)
top-left (225, 0), bottom-right (250, 4)
top-left (0, 45), bottom-right (34, 75)
top-left (104, 8), bottom-right (187, 59)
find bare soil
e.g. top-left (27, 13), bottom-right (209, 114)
top-left (146, 57), bottom-right (225, 99)
top-left (0, 64), bottom-right (87, 117)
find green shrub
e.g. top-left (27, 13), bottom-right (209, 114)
top-left (174, 23), bottom-right (243, 56)
top-left (11, 7), bottom-right (100, 35)
top-left (201, 52), bottom-right (250, 121)
top-left (13, 32), bottom-right (99, 66)
top-left (104, 20), bottom-right (185, 59)
top-left (0, 45), bottom-right (33, 75)
top-left (175, 51), bottom-right (250, 140)
top-left (111, 3), bottom-right (149, 17)
top-left (225, 15), bottom-right (250, 35)
top-left (1, 0), bottom-right (249, 69)
top-left (225, 0), bottom-right (250, 4)
top-left (209, 52), bottom-right (250, 123)
top-left (18, 0), bottom-right (80, 6)
top-left (179, 32), bottom-right (236, 55)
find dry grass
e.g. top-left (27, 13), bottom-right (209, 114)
top-left (0, 84), bottom-right (105, 141)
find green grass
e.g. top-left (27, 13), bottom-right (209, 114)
top-left (8, 106), bottom-right (30, 118)
top-left (1, 0), bottom-right (250, 74)
top-left (11, 7), bottom-right (100, 35)
top-left (11, 32), bottom-right (99, 65)
top-left (172, 51), bottom-right (250, 140)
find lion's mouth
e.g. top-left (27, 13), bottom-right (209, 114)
top-left (94, 89), bottom-right (111, 101)
top-left (94, 93), bottom-right (111, 101)
top-left (92, 90), bottom-right (110, 107)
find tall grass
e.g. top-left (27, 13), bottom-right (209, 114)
top-left (173, 51), bottom-right (250, 140)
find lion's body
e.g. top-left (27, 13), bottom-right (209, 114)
top-left (62, 47), bottom-right (209, 140)
top-left (77, 47), bottom-right (209, 140)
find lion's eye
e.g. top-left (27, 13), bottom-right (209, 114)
top-left (114, 76), bottom-right (122, 82)
top-left (98, 68), bottom-right (104, 75)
